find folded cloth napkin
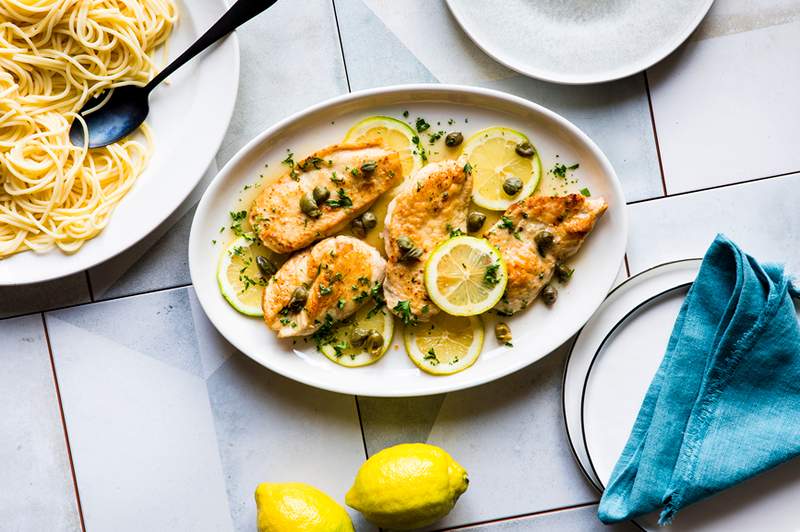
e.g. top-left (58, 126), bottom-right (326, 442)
top-left (598, 234), bottom-right (800, 525)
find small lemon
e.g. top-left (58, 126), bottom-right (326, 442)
top-left (345, 443), bottom-right (468, 530)
top-left (255, 482), bottom-right (354, 532)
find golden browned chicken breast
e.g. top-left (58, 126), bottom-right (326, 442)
top-left (382, 158), bottom-right (472, 322)
top-left (485, 194), bottom-right (607, 315)
top-left (250, 143), bottom-right (403, 254)
top-left (262, 236), bottom-right (386, 338)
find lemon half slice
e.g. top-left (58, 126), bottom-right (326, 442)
top-left (462, 126), bottom-right (541, 210)
top-left (344, 115), bottom-right (423, 178)
top-left (424, 236), bottom-right (507, 316)
top-left (404, 313), bottom-right (484, 375)
top-left (319, 305), bottom-right (395, 367)
top-left (217, 236), bottom-right (272, 317)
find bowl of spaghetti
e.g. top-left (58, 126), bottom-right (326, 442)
top-left (0, 0), bottom-right (238, 284)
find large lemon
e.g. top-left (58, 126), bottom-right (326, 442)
top-left (255, 482), bottom-right (354, 532)
top-left (345, 443), bottom-right (468, 530)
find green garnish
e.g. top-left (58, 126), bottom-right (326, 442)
top-left (326, 188), bottom-right (353, 208)
top-left (415, 117), bottom-right (431, 132)
top-left (393, 300), bottom-right (417, 326)
top-left (483, 263), bottom-right (501, 287)
top-left (579, 187), bottom-right (591, 197)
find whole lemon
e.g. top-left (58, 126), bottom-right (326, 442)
top-left (255, 482), bottom-right (354, 532)
top-left (345, 443), bottom-right (468, 530)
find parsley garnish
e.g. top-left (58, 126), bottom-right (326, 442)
top-left (579, 187), bottom-right (591, 197)
top-left (424, 348), bottom-right (439, 365)
top-left (330, 171), bottom-right (344, 184)
top-left (552, 162), bottom-right (579, 179)
top-left (499, 216), bottom-right (514, 231)
top-left (337, 298), bottom-right (346, 309)
top-left (415, 117), bottom-right (431, 132)
top-left (326, 188), bottom-right (353, 208)
top-left (463, 162), bottom-right (473, 175)
top-left (319, 284), bottom-right (332, 296)
top-left (483, 263), bottom-right (501, 287)
top-left (282, 150), bottom-right (298, 180)
top-left (393, 300), bottom-right (417, 326)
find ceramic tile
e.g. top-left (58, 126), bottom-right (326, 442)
top-left (359, 346), bottom-right (597, 530)
top-left (217, 0), bottom-right (348, 163)
top-left (334, 0), bottom-right (437, 90)
top-left (649, 18), bottom-right (800, 194)
top-left (88, 162), bottom-right (218, 300)
top-left (692, 0), bottom-right (800, 41)
top-left (0, 273), bottom-right (90, 319)
top-left (45, 287), bottom-right (372, 531)
top-left (626, 172), bottom-right (800, 275)
top-left (449, 504), bottom-right (636, 531)
top-left (0, 315), bottom-right (81, 531)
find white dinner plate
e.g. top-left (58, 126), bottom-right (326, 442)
top-left (0, 0), bottom-right (239, 285)
top-left (189, 84), bottom-right (627, 397)
top-left (571, 260), bottom-right (800, 530)
top-left (563, 258), bottom-right (702, 491)
top-left (446, 0), bottom-right (714, 85)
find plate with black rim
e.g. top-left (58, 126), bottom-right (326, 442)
top-left (566, 259), bottom-right (800, 530)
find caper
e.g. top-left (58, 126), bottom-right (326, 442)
top-left (350, 217), bottom-right (366, 238)
top-left (396, 236), bottom-right (414, 253)
top-left (400, 247), bottom-right (423, 263)
top-left (467, 212), bottom-right (486, 233)
top-left (350, 327), bottom-right (370, 347)
top-left (445, 131), bottom-right (463, 147)
top-left (534, 230), bottom-right (554, 256)
top-left (541, 284), bottom-right (558, 306)
top-left (515, 141), bottom-right (535, 158)
top-left (366, 330), bottom-right (384, 355)
top-left (495, 322), bottom-right (512, 344)
top-left (554, 263), bottom-right (574, 284)
top-left (360, 161), bottom-right (378, 174)
top-left (502, 176), bottom-right (523, 196)
top-left (299, 194), bottom-right (321, 218)
top-left (361, 211), bottom-right (377, 230)
top-left (312, 185), bottom-right (330, 204)
top-left (287, 286), bottom-right (308, 313)
top-left (256, 256), bottom-right (277, 277)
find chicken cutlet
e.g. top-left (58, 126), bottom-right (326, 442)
top-left (382, 158), bottom-right (473, 322)
top-left (263, 236), bottom-right (386, 338)
top-left (485, 194), bottom-right (608, 315)
top-left (250, 143), bottom-right (403, 254)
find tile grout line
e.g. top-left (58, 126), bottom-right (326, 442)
top-left (626, 169), bottom-right (800, 206)
top-left (434, 501), bottom-right (600, 531)
top-left (83, 270), bottom-right (95, 301)
top-left (354, 397), bottom-right (371, 459)
top-left (40, 313), bottom-right (87, 532)
top-left (643, 70), bottom-right (669, 197)
top-left (331, 0), bottom-right (352, 93)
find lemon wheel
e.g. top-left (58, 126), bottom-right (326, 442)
top-left (319, 305), bottom-right (395, 367)
top-left (424, 235), bottom-right (507, 316)
top-left (404, 313), bottom-right (484, 375)
top-left (344, 115), bottom-right (423, 178)
top-left (462, 126), bottom-right (541, 210)
top-left (217, 236), bottom-right (272, 317)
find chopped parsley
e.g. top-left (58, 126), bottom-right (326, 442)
top-left (282, 150), bottom-right (298, 180)
top-left (579, 187), bottom-right (591, 197)
top-left (447, 224), bottom-right (464, 238)
top-left (483, 263), bottom-right (501, 287)
top-left (402, 110), bottom-right (409, 118)
top-left (411, 134), bottom-right (428, 163)
top-left (424, 348), bottom-right (439, 365)
top-left (463, 162), bottom-right (473, 175)
top-left (330, 171), bottom-right (344, 184)
top-left (229, 210), bottom-right (255, 241)
top-left (428, 130), bottom-right (445, 144)
top-left (299, 156), bottom-right (324, 171)
top-left (319, 284), bottom-right (332, 296)
top-left (393, 300), bottom-right (417, 326)
top-left (552, 162), bottom-right (579, 179)
top-left (415, 117), bottom-right (431, 132)
top-left (337, 298), bottom-right (346, 309)
top-left (326, 188), bottom-right (353, 208)
top-left (499, 216), bottom-right (514, 231)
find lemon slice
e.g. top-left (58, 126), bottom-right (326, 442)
top-left (462, 126), bottom-right (541, 210)
top-left (404, 313), bottom-right (484, 375)
top-left (344, 115), bottom-right (423, 178)
top-left (319, 305), bottom-right (395, 367)
top-left (424, 236), bottom-right (507, 316)
top-left (217, 236), bottom-right (272, 317)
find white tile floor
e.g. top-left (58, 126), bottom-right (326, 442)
top-left (2, 0), bottom-right (797, 530)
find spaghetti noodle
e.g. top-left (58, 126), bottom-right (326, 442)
top-left (0, 0), bottom-right (177, 257)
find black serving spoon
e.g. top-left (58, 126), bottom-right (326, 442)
top-left (70, 0), bottom-right (278, 149)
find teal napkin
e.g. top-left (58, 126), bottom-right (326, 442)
top-left (598, 234), bottom-right (800, 525)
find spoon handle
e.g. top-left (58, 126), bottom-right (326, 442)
top-left (146, 0), bottom-right (278, 91)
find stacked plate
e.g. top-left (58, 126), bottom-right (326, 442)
top-left (563, 259), bottom-right (800, 531)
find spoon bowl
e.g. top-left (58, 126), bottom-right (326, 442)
top-left (69, 86), bottom-right (150, 149)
